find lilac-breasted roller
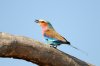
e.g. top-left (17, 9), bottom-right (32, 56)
top-left (35, 19), bottom-right (87, 54)
top-left (35, 19), bottom-right (70, 48)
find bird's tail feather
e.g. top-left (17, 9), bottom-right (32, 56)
top-left (69, 44), bottom-right (88, 55)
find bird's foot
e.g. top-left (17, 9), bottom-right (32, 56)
top-left (50, 44), bottom-right (57, 49)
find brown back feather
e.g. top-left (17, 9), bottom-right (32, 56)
top-left (44, 29), bottom-right (67, 42)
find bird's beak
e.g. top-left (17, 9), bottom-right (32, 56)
top-left (35, 19), bottom-right (39, 23)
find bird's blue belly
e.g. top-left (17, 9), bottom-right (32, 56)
top-left (44, 36), bottom-right (61, 45)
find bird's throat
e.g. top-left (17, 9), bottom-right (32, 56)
top-left (42, 26), bottom-right (48, 34)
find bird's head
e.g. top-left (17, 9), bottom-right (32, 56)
top-left (35, 19), bottom-right (54, 30)
top-left (35, 19), bottom-right (48, 27)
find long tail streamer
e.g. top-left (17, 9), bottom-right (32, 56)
top-left (70, 44), bottom-right (88, 55)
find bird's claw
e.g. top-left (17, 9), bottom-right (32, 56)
top-left (50, 44), bottom-right (57, 49)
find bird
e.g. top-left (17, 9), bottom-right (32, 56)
top-left (35, 19), bottom-right (70, 47)
top-left (35, 19), bottom-right (87, 54)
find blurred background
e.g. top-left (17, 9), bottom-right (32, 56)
top-left (0, 0), bottom-right (100, 66)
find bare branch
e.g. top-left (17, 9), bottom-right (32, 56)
top-left (0, 32), bottom-right (94, 66)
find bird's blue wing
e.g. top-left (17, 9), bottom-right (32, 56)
top-left (44, 33), bottom-right (65, 45)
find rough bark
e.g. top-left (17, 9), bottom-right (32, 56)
top-left (0, 32), bottom-right (94, 66)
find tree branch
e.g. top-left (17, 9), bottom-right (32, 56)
top-left (0, 32), bottom-right (94, 66)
